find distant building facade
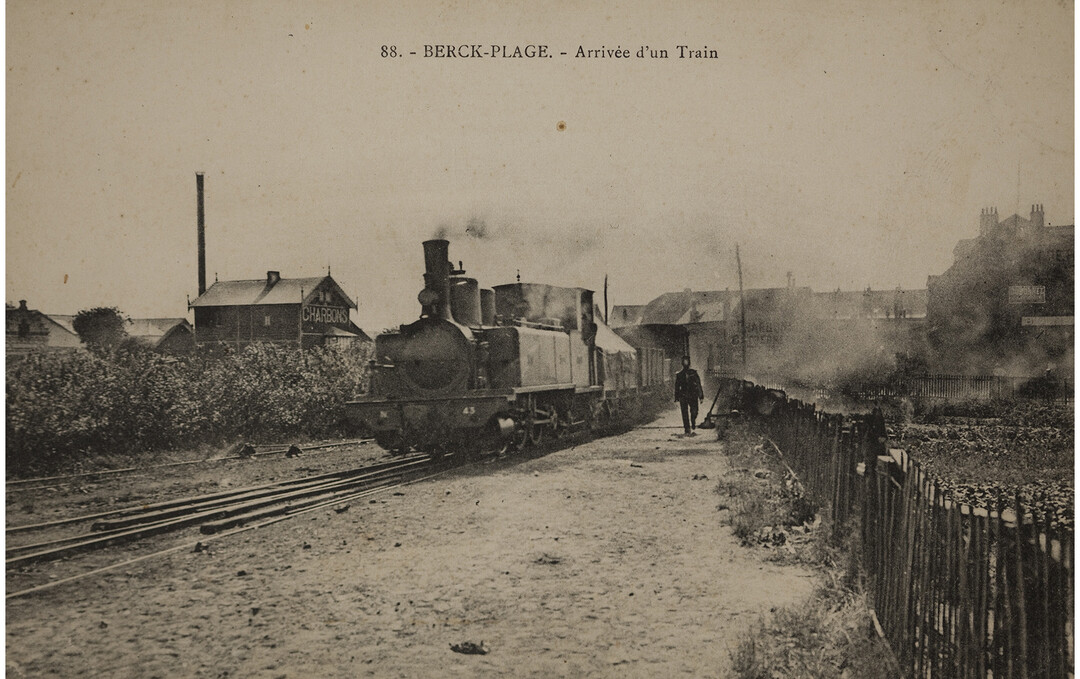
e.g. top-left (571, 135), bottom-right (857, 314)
top-left (189, 271), bottom-right (369, 350)
top-left (5, 300), bottom-right (83, 355)
top-left (627, 282), bottom-right (928, 384)
top-left (608, 305), bottom-right (645, 328)
top-left (633, 286), bottom-right (814, 384)
top-left (926, 205), bottom-right (1073, 375)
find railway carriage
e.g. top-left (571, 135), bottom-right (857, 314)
top-left (346, 239), bottom-right (675, 455)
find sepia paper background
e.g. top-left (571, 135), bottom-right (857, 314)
top-left (6, 0), bottom-right (1073, 331)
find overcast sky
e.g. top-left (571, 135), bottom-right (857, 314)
top-left (6, 0), bottom-right (1073, 331)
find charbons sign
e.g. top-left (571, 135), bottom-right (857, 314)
top-left (302, 305), bottom-right (350, 326)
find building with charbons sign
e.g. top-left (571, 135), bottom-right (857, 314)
top-left (188, 270), bottom-right (369, 350)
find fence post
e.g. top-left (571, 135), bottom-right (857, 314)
top-left (976, 509), bottom-right (989, 679)
top-left (1013, 493), bottom-right (1029, 679)
top-left (741, 379), bottom-right (1073, 678)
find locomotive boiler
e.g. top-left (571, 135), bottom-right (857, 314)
top-left (346, 239), bottom-right (672, 455)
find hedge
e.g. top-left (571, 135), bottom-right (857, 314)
top-left (6, 342), bottom-right (372, 476)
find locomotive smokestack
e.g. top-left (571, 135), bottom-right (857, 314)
top-left (196, 172), bottom-right (206, 296)
top-left (421, 239), bottom-right (453, 321)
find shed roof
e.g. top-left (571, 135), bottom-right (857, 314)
top-left (128, 318), bottom-right (192, 339)
top-left (675, 297), bottom-right (728, 324)
top-left (189, 275), bottom-right (357, 309)
top-left (48, 314), bottom-right (77, 335)
top-left (594, 319), bottom-right (637, 356)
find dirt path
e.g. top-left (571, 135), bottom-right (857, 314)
top-left (6, 409), bottom-right (814, 678)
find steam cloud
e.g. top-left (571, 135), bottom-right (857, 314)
top-left (432, 217), bottom-right (493, 241)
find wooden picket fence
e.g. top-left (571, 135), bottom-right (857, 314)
top-left (713, 371), bottom-right (1074, 404)
top-left (747, 382), bottom-right (1074, 678)
top-left (842, 374), bottom-right (1073, 403)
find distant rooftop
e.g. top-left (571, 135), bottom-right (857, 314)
top-left (128, 318), bottom-right (191, 339)
top-left (189, 274), bottom-right (357, 309)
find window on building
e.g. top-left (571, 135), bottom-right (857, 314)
top-left (264, 314), bottom-right (272, 327)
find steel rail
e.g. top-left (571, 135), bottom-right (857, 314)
top-left (7, 465), bottom-right (421, 558)
top-left (6, 459), bottom-right (432, 566)
top-left (5, 438), bottom-right (374, 488)
top-left (7, 453), bottom-right (426, 534)
top-left (6, 466), bottom-right (456, 600)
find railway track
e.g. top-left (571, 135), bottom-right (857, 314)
top-left (5, 438), bottom-right (374, 492)
top-left (6, 453), bottom-right (434, 571)
top-left (6, 423), bottom-right (621, 600)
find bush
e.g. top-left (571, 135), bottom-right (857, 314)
top-left (6, 342), bottom-right (373, 476)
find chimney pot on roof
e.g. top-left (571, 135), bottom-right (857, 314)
top-left (267, 271), bottom-right (281, 286)
top-left (979, 206), bottom-right (998, 235)
top-left (1030, 203), bottom-right (1045, 228)
top-left (18, 300), bottom-right (27, 310)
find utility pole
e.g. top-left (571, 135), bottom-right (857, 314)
top-left (603, 274), bottom-right (609, 324)
top-left (736, 244), bottom-right (747, 373)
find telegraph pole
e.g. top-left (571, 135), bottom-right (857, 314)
top-left (603, 274), bottom-right (609, 324)
top-left (736, 244), bottom-right (747, 373)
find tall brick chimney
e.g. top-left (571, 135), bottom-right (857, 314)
top-left (196, 172), bottom-right (206, 295)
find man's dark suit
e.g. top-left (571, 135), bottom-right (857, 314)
top-left (674, 366), bottom-right (705, 434)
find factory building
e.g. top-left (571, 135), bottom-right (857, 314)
top-left (926, 205), bottom-right (1073, 375)
top-left (188, 271), bottom-right (368, 350)
top-left (186, 175), bottom-right (368, 351)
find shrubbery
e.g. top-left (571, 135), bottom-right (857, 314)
top-left (7, 342), bottom-right (372, 476)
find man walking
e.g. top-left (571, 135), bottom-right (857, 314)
top-left (674, 355), bottom-right (705, 436)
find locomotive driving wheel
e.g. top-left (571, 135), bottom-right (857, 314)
top-left (513, 395), bottom-right (547, 449)
top-left (533, 405), bottom-right (558, 443)
top-left (514, 414), bottom-right (535, 450)
top-left (548, 408), bottom-right (562, 439)
top-left (528, 413), bottom-right (545, 446)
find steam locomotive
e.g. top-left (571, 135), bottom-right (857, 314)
top-left (346, 239), bottom-right (681, 455)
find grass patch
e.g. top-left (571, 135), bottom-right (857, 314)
top-left (718, 425), bottom-right (900, 678)
top-left (730, 576), bottom-right (900, 679)
top-left (715, 433), bottom-right (819, 555)
top-left (729, 516), bottom-right (899, 678)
